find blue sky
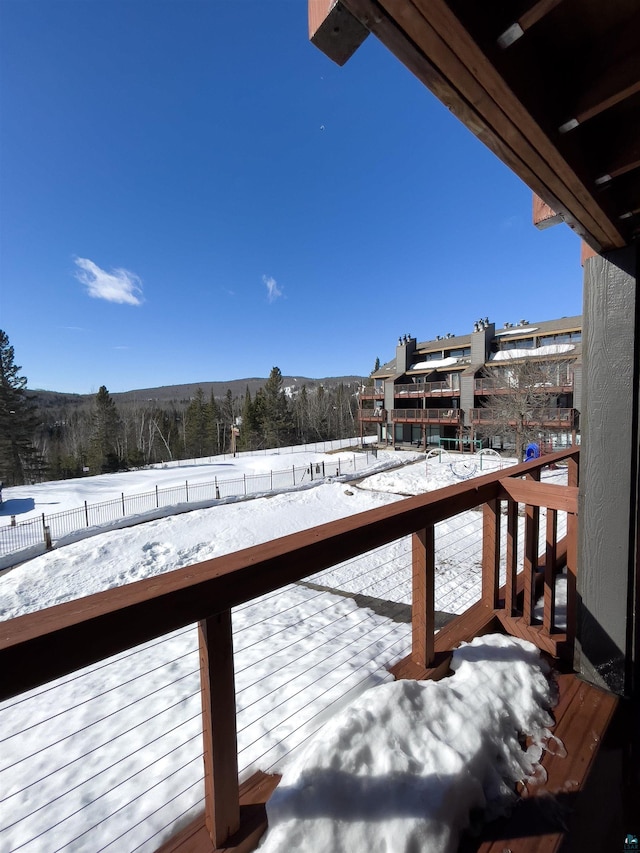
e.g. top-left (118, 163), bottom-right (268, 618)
top-left (0, 0), bottom-right (583, 395)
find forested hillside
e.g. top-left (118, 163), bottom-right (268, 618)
top-left (29, 371), bottom-right (366, 481)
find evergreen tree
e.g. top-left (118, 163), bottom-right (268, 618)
top-left (207, 390), bottom-right (222, 455)
top-left (239, 386), bottom-right (258, 450)
top-left (87, 385), bottom-right (122, 473)
top-left (0, 330), bottom-right (44, 485)
top-left (221, 389), bottom-right (235, 451)
top-left (294, 385), bottom-right (309, 443)
top-left (262, 367), bottom-right (294, 447)
top-left (184, 387), bottom-right (209, 458)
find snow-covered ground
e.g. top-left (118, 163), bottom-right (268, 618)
top-left (0, 441), bottom-right (408, 567)
top-left (0, 447), bottom-right (568, 853)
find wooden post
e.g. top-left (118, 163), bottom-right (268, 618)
top-left (482, 499), bottom-right (500, 608)
top-left (505, 499), bottom-right (518, 615)
top-left (198, 610), bottom-right (240, 847)
top-left (411, 525), bottom-right (435, 667)
top-left (523, 472), bottom-right (541, 624)
top-left (543, 508), bottom-right (558, 633)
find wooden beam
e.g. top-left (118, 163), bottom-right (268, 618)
top-left (199, 611), bottom-right (240, 848)
top-left (594, 136), bottom-right (640, 184)
top-left (497, 0), bottom-right (563, 49)
top-left (559, 34), bottom-right (640, 131)
top-left (533, 193), bottom-right (564, 230)
top-left (308, 0), bottom-right (369, 66)
top-left (482, 499), bottom-right (501, 608)
top-left (498, 478), bottom-right (578, 513)
top-left (345, 0), bottom-right (624, 249)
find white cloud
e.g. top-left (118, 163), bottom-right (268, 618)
top-left (263, 274), bottom-right (283, 303)
top-left (74, 257), bottom-right (144, 306)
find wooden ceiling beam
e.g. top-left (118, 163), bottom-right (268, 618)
top-left (356, 0), bottom-right (624, 248)
top-left (559, 58), bottom-right (640, 133)
top-left (594, 136), bottom-right (640, 185)
top-left (310, 0), bottom-right (631, 250)
top-left (308, 0), bottom-right (369, 66)
top-left (497, 0), bottom-right (563, 50)
top-left (558, 12), bottom-right (640, 132)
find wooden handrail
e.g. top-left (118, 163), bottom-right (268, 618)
top-left (0, 447), bottom-right (579, 703)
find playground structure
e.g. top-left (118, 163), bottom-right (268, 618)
top-left (426, 447), bottom-right (505, 480)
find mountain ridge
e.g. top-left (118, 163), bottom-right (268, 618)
top-left (30, 375), bottom-right (368, 408)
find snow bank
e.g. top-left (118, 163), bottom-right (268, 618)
top-left (491, 344), bottom-right (574, 361)
top-left (409, 357), bottom-right (459, 370)
top-left (259, 634), bottom-right (558, 853)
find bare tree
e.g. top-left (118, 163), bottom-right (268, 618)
top-left (474, 358), bottom-right (573, 459)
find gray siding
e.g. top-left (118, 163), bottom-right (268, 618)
top-left (470, 323), bottom-right (495, 364)
top-left (573, 364), bottom-right (582, 413)
top-left (578, 245), bottom-right (637, 694)
top-left (460, 374), bottom-right (475, 426)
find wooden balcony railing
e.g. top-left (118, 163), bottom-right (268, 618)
top-left (470, 407), bottom-right (575, 427)
top-left (358, 389), bottom-right (384, 400)
top-left (474, 377), bottom-right (573, 394)
top-left (395, 381), bottom-right (460, 398)
top-left (392, 407), bottom-right (462, 423)
top-left (358, 408), bottom-right (386, 422)
top-left (0, 448), bottom-right (579, 853)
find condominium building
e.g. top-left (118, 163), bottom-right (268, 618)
top-left (360, 315), bottom-right (581, 451)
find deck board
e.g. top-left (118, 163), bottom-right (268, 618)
top-left (466, 673), bottom-right (619, 852)
top-left (156, 773), bottom-right (280, 853)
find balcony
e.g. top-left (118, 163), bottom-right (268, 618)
top-left (470, 408), bottom-right (575, 428)
top-left (358, 408), bottom-right (385, 422)
top-left (358, 389), bottom-right (384, 400)
top-left (392, 407), bottom-right (461, 424)
top-left (0, 448), bottom-right (625, 853)
top-left (395, 381), bottom-right (460, 398)
top-left (474, 377), bottom-right (573, 395)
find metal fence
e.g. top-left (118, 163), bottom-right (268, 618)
top-left (0, 451), bottom-right (376, 560)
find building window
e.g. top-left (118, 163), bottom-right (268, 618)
top-left (538, 331), bottom-right (581, 345)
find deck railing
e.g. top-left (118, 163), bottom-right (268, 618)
top-left (392, 407), bottom-right (462, 423)
top-left (358, 408), bottom-right (386, 422)
top-left (395, 381), bottom-right (460, 397)
top-left (474, 377), bottom-right (573, 394)
top-left (0, 448), bottom-right (578, 852)
top-left (470, 407), bottom-right (575, 427)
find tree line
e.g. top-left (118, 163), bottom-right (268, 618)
top-left (0, 331), bottom-right (361, 485)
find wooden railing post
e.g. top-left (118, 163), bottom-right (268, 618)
top-left (566, 511), bottom-right (578, 645)
top-left (198, 610), bottom-right (240, 848)
top-left (482, 499), bottom-right (500, 607)
top-left (543, 508), bottom-right (558, 633)
top-left (504, 499), bottom-right (518, 615)
top-left (523, 471), bottom-right (540, 624)
top-left (412, 524), bottom-right (435, 667)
